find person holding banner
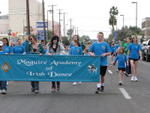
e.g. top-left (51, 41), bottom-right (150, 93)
top-left (69, 40), bottom-right (83, 85)
top-left (22, 36), bottom-right (40, 94)
top-left (47, 35), bottom-right (65, 92)
top-left (12, 39), bottom-right (25, 54)
top-left (69, 35), bottom-right (80, 48)
top-left (30, 37), bottom-right (41, 94)
top-left (89, 32), bottom-right (111, 94)
top-left (2, 38), bottom-right (10, 54)
top-left (0, 41), bottom-right (7, 94)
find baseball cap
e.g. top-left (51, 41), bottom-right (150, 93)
top-left (0, 41), bottom-right (3, 46)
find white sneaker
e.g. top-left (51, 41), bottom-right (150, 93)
top-left (134, 76), bottom-right (138, 81)
top-left (78, 81), bottom-right (82, 84)
top-left (131, 76), bottom-right (134, 81)
top-left (1, 89), bottom-right (7, 94)
top-left (73, 82), bottom-right (77, 86)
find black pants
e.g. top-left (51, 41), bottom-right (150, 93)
top-left (31, 81), bottom-right (39, 91)
top-left (52, 81), bottom-right (60, 89)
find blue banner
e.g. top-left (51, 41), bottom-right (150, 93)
top-left (0, 55), bottom-right (100, 82)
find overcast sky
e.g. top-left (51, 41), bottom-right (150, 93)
top-left (0, 0), bottom-right (150, 39)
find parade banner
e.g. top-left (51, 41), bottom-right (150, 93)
top-left (0, 55), bottom-right (100, 82)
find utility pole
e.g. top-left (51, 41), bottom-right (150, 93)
top-left (69, 19), bottom-right (72, 39)
top-left (58, 9), bottom-right (62, 38)
top-left (42, 0), bottom-right (46, 42)
top-left (77, 27), bottom-right (79, 35)
top-left (26, 0), bottom-right (30, 35)
top-left (63, 12), bottom-right (66, 37)
top-left (48, 5), bottom-right (56, 36)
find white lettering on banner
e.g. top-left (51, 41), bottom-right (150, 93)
top-left (48, 72), bottom-right (72, 77)
top-left (50, 60), bottom-right (82, 66)
top-left (17, 59), bottom-right (47, 66)
top-left (45, 66), bottom-right (53, 71)
top-left (26, 71), bottom-right (46, 76)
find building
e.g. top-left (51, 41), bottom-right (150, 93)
top-left (9, 0), bottom-right (42, 35)
top-left (0, 15), bottom-right (9, 34)
top-left (0, 0), bottom-right (60, 38)
top-left (142, 17), bottom-right (150, 39)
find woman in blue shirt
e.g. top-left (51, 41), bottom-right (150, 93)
top-left (128, 36), bottom-right (141, 81)
top-left (69, 40), bottom-right (83, 85)
top-left (13, 39), bottom-right (25, 54)
top-left (2, 38), bottom-right (10, 54)
top-left (0, 41), bottom-right (7, 94)
top-left (112, 47), bottom-right (127, 85)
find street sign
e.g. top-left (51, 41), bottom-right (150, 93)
top-left (36, 22), bottom-right (48, 28)
top-left (37, 30), bottom-right (47, 40)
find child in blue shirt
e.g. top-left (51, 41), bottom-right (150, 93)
top-left (112, 47), bottom-right (127, 85)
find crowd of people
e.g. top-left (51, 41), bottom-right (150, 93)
top-left (0, 32), bottom-right (142, 95)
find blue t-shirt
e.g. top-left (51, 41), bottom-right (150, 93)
top-left (89, 41), bottom-right (111, 66)
top-left (0, 51), bottom-right (5, 54)
top-left (114, 44), bottom-right (120, 53)
top-left (69, 46), bottom-right (82, 55)
top-left (128, 43), bottom-right (141, 59)
top-left (13, 45), bottom-right (25, 54)
top-left (3, 45), bottom-right (10, 54)
top-left (114, 54), bottom-right (127, 68)
top-left (110, 45), bottom-right (115, 53)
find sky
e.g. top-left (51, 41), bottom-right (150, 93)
top-left (0, 0), bottom-right (150, 39)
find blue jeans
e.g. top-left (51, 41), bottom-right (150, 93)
top-left (0, 81), bottom-right (7, 90)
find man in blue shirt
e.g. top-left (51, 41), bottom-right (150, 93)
top-left (89, 32), bottom-right (111, 93)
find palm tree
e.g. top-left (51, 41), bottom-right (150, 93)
top-left (109, 6), bottom-right (119, 34)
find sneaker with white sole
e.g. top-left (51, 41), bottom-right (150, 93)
top-left (73, 82), bottom-right (77, 86)
top-left (78, 82), bottom-right (82, 84)
top-left (131, 76), bottom-right (135, 81)
top-left (134, 76), bottom-right (138, 81)
top-left (118, 81), bottom-right (123, 86)
top-left (1, 89), bottom-right (7, 95)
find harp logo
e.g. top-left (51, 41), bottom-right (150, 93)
top-left (1, 62), bottom-right (11, 72)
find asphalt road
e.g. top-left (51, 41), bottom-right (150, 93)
top-left (0, 61), bottom-right (150, 113)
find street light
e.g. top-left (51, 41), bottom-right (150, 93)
top-left (120, 14), bottom-right (125, 39)
top-left (132, 1), bottom-right (138, 28)
top-left (120, 14), bottom-right (124, 29)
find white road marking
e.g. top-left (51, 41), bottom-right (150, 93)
top-left (119, 88), bottom-right (132, 100)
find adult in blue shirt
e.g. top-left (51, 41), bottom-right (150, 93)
top-left (69, 40), bottom-right (83, 85)
top-left (2, 38), bottom-right (10, 54)
top-left (13, 39), bottom-right (25, 54)
top-left (0, 41), bottom-right (7, 94)
top-left (89, 32), bottom-right (111, 93)
top-left (128, 36), bottom-right (141, 81)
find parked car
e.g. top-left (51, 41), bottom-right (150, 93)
top-left (141, 39), bottom-right (150, 62)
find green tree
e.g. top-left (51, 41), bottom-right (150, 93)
top-left (108, 26), bottom-right (143, 42)
top-left (67, 29), bottom-right (74, 39)
top-left (61, 36), bottom-right (70, 46)
top-left (109, 6), bottom-right (119, 35)
top-left (47, 30), bottom-right (53, 41)
top-left (80, 35), bottom-right (90, 43)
